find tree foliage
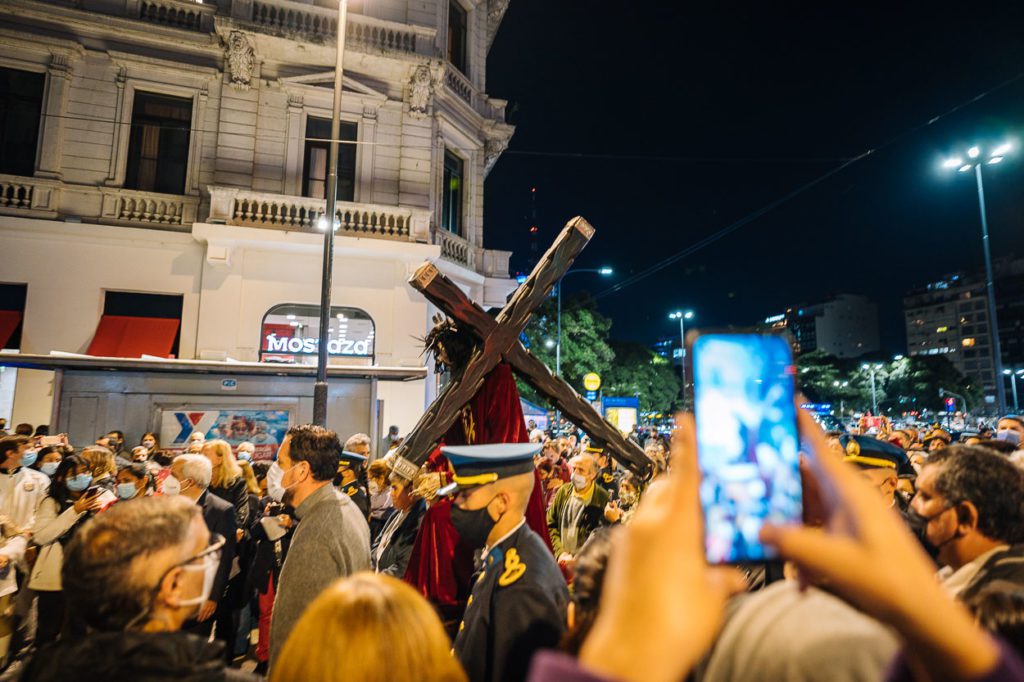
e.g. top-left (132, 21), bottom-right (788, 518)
top-left (604, 342), bottom-right (682, 413)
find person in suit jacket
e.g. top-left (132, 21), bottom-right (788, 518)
top-left (371, 473), bottom-right (426, 578)
top-left (170, 454), bottom-right (237, 644)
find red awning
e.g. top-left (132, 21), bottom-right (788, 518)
top-left (0, 311), bottom-right (22, 349)
top-left (87, 315), bottom-right (180, 359)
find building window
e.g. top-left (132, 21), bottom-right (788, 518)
top-left (303, 117), bottom-right (357, 202)
top-left (124, 92), bottom-right (193, 195)
top-left (447, 1), bottom-right (468, 74)
top-left (99, 291), bottom-right (183, 357)
top-left (441, 149), bottom-right (464, 235)
top-left (0, 67), bottom-right (45, 177)
top-left (260, 303), bottom-right (374, 365)
top-left (0, 283), bottom-right (27, 350)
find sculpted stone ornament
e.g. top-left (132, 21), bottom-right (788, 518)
top-left (484, 135), bottom-right (510, 177)
top-left (225, 31), bottom-right (256, 91)
top-left (407, 64), bottom-right (435, 119)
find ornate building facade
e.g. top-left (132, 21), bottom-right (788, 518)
top-left (0, 0), bottom-right (516, 434)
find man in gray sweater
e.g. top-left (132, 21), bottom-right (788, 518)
top-left (269, 425), bottom-right (371, 665)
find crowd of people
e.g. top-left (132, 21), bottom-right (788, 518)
top-left (0, 407), bottom-right (1021, 682)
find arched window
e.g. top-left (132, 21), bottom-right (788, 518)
top-left (260, 303), bottom-right (375, 364)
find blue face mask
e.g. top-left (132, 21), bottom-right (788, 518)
top-left (66, 473), bottom-right (93, 492)
top-left (40, 462), bottom-right (59, 477)
top-left (238, 451), bottom-right (252, 462)
top-left (996, 429), bottom-right (1022, 447)
top-left (116, 482), bottom-right (138, 500)
top-left (21, 451), bottom-right (38, 468)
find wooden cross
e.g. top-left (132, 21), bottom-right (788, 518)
top-left (388, 216), bottom-right (652, 482)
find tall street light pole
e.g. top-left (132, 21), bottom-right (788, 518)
top-left (942, 141), bottom-right (1014, 415)
top-left (555, 267), bottom-right (612, 377)
top-left (669, 310), bottom-right (695, 395)
top-left (1005, 368), bottom-right (1023, 412)
top-left (312, 0), bottom-right (349, 427)
top-left (861, 362), bottom-right (882, 414)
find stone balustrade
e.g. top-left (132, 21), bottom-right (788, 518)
top-left (207, 186), bottom-right (432, 243)
top-left (248, 0), bottom-right (434, 55)
top-left (100, 188), bottom-right (199, 228)
top-left (0, 174), bottom-right (60, 219)
top-left (434, 229), bottom-right (476, 270)
top-left (444, 66), bottom-right (474, 107)
top-left (129, 0), bottom-right (215, 32)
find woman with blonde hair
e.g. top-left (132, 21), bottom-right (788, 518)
top-left (80, 445), bottom-right (117, 493)
top-left (271, 572), bottom-right (466, 682)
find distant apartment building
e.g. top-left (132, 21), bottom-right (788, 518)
top-left (903, 258), bottom-right (1024, 405)
top-left (760, 294), bottom-right (880, 359)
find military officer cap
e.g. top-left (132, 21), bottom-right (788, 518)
top-left (338, 450), bottom-right (368, 467)
top-left (584, 442), bottom-right (605, 455)
top-left (437, 443), bottom-right (541, 497)
top-left (841, 435), bottom-right (914, 478)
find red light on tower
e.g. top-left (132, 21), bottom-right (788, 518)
top-left (529, 226), bottom-right (538, 234)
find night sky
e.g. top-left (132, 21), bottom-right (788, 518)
top-left (483, 2), bottom-right (1024, 353)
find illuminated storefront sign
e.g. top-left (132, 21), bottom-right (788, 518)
top-left (260, 303), bottom-right (374, 364)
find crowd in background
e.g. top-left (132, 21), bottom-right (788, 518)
top-left (0, 410), bottom-right (1021, 681)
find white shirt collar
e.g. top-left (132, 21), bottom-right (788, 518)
top-left (483, 518), bottom-right (525, 556)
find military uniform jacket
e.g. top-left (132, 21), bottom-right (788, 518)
top-left (339, 481), bottom-right (369, 519)
top-left (597, 467), bottom-right (622, 499)
top-left (454, 522), bottom-right (568, 682)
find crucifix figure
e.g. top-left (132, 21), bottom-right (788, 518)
top-left (389, 216), bottom-right (651, 483)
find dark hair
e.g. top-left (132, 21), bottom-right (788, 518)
top-left (34, 445), bottom-right (64, 470)
top-left (50, 454), bottom-right (91, 510)
top-left (561, 528), bottom-right (616, 655)
top-left (422, 316), bottom-right (476, 373)
top-left (975, 439), bottom-right (1019, 455)
top-left (537, 460), bottom-right (554, 476)
top-left (119, 462), bottom-right (152, 490)
top-left (926, 446), bottom-right (1024, 544)
top-left (63, 495), bottom-right (201, 632)
top-left (0, 435), bottom-right (29, 459)
top-left (286, 425), bottom-right (342, 482)
top-left (967, 589), bottom-right (1024, 656)
top-left (14, 423), bottom-right (32, 437)
top-left (33, 425), bottom-right (49, 437)
top-left (153, 450), bottom-right (174, 467)
top-left (251, 460), bottom-right (271, 482)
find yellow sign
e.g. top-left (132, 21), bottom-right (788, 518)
top-left (583, 372), bottom-right (602, 391)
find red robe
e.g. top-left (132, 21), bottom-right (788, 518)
top-left (403, 363), bottom-right (553, 623)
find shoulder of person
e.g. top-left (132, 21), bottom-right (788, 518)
top-left (20, 468), bottom-right (50, 493)
top-left (205, 491), bottom-right (234, 513)
top-left (591, 484), bottom-right (611, 507)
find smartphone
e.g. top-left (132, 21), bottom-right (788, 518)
top-left (690, 331), bottom-right (802, 564)
top-left (39, 436), bottom-right (63, 447)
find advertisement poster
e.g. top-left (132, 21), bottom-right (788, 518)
top-left (160, 409), bottom-right (290, 461)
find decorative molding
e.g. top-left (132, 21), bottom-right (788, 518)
top-left (224, 31), bottom-right (256, 91)
top-left (486, 0), bottom-right (511, 50)
top-left (406, 62), bottom-right (444, 119)
top-left (483, 120), bottom-right (514, 178)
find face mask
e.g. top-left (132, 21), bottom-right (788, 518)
top-left (177, 553), bottom-right (217, 608)
top-left (116, 482), bottom-right (139, 500)
top-left (238, 451), bottom-right (253, 462)
top-left (451, 498), bottom-right (498, 549)
top-left (619, 491), bottom-right (638, 506)
top-left (996, 430), bottom-right (1022, 446)
top-left (368, 481), bottom-right (381, 496)
top-left (40, 461), bottom-right (59, 477)
top-left (21, 450), bottom-right (38, 468)
top-left (142, 440), bottom-right (156, 450)
top-left (67, 473), bottom-right (93, 492)
top-left (907, 505), bottom-right (958, 558)
top-left (267, 461), bottom-right (285, 502)
top-left (162, 475), bottom-right (181, 496)
top-left (571, 473), bottom-right (589, 491)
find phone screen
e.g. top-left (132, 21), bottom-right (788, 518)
top-left (692, 333), bottom-right (801, 564)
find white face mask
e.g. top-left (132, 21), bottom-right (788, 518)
top-left (571, 473), bottom-right (589, 491)
top-left (368, 481), bottom-right (382, 496)
top-left (162, 475), bottom-right (181, 496)
top-left (267, 461), bottom-right (285, 502)
top-left (177, 553), bottom-right (217, 607)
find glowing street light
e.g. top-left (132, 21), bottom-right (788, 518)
top-left (939, 140), bottom-right (1014, 413)
top-left (669, 310), bottom-right (696, 394)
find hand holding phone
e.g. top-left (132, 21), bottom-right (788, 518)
top-left (690, 332), bottom-right (802, 564)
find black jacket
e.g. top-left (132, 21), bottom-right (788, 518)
top-left (19, 630), bottom-right (260, 682)
top-left (199, 490), bottom-right (237, 603)
top-left (370, 499), bottom-right (425, 578)
top-left (209, 477), bottom-right (252, 532)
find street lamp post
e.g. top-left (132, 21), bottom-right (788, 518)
top-left (555, 267), bottom-right (612, 378)
top-left (312, 0), bottom-right (350, 427)
top-left (669, 310), bottom-right (695, 395)
top-left (861, 363), bottom-right (883, 414)
top-left (1005, 368), bottom-right (1024, 412)
top-left (942, 141), bottom-right (1014, 414)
